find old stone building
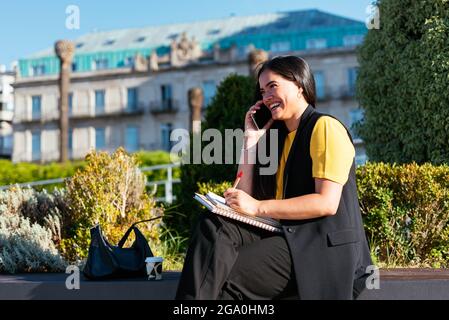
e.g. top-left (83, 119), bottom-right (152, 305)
top-left (0, 65), bottom-right (15, 159)
top-left (12, 9), bottom-right (367, 164)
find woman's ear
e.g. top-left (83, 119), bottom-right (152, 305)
top-left (297, 87), bottom-right (304, 99)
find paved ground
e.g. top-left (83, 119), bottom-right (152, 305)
top-left (1, 269), bottom-right (449, 300)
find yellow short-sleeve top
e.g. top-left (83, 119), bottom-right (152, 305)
top-left (275, 116), bottom-right (355, 200)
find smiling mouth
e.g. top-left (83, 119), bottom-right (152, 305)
top-left (269, 103), bottom-right (281, 112)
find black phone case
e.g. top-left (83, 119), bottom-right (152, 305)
top-left (252, 104), bottom-right (272, 129)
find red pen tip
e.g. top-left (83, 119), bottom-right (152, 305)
top-left (237, 171), bottom-right (243, 178)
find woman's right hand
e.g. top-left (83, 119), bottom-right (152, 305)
top-left (244, 100), bottom-right (274, 149)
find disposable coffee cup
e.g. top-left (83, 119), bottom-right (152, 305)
top-left (145, 257), bottom-right (163, 280)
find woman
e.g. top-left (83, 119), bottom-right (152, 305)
top-left (176, 55), bottom-right (372, 300)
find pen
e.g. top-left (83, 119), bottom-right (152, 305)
top-left (232, 171), bottom-right (244, 189)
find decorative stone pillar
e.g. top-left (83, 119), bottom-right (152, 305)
top-left (248, 48), bottom-right (269, 78)
top-left (188, 87), bottom-right (204, 134)
top-left (149, 51), bottom-right (159, 72)
top-left (55, 40), bottom-right (74, 163)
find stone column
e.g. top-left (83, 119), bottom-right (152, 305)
top-left (188, 87), bottom-right (203, 134)
top-left (55, 40), bottom-right (75, 163)
top-left (248, 48), bottom-right (268, 78)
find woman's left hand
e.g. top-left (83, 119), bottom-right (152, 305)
top-left (224, 188), bottom-right (261, 216)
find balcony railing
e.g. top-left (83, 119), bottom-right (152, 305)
top-left (150, 99), bottom-right (179, 115)
top-left (18, 105), bottom-right (145, 123)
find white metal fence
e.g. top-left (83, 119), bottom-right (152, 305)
top-left (0, 162), bottom-right (181, 204)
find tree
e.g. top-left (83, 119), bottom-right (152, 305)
top-left (356, 0), bottom-right (449, 164)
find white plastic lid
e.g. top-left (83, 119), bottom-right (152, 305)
top-left (145, 256), bottom-right (163, 263)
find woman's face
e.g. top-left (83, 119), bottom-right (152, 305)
top-left (259, 69), bottom-right (302, 121)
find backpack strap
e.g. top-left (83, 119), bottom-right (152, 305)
top-left (118, 216), bottom-right (162, 248)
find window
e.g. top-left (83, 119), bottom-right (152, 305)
top-left (124, 57), bottom-right (135, 68)
top-left (72, 62), bottom-right (78, 72)
top-left (93, 59), bottom-right (109, 70)
top-left (238, 45), bottom-right (251, 58)
top-left (95, 127), bottom-right (106, 150)
top-left (95, 90), bottom-right (105, 114)
top-left (202, 81), bottom-right (216, 107)
top-left (31, 131), bottom-right (41, 161)
top-left (31, 95), bottom-right (41, 120)
top-left (127, 88), bottom-right (138, 111)
top-left (306, 38), bottom-right (327, 50)
top-left (103, 39), bottom-right (115, 46)
top-left (68, 93), bottom-right (73, 115)
top-left (349, 108), bottom-right (364, 140)
top-left (161, 84), bottom-right (173, 110)
top-left (68, 129), bottom-right (73, 155)
top-left (0, 135), bottom-right (12, 151)
top-left (160, 123), bottom-right (173, 152)
top-left (208, 29), bottom-right (220, 35)
top-left (270, 41), bottom-right (291, 53)
top-left (343, 35), bottom-right (364, 47)
top-left (313, 71), bottom-right (326, 100)
top-left (348, 67), bottom-right (359, 96)
top-left (125, 126), bottom-right (139, 152)
top-left (31, 65), bottom-right (46, 76)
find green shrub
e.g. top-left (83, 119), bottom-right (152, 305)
top-left (0, 214), bottom-right (67, 274)
top-left (62, 148), bottom-right (164, 262)
top-left (357, 162), bottom-right (449, 267)
top-left (0, 160), bottom-right (84, 190)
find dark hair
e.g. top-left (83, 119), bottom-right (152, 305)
top-left (252, 56), bottom-right (316, 200)
top-left (255, 55), bottom-right (316, 107)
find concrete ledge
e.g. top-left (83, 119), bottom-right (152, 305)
top-left (358, 268), bottom-right (449, 300)
top-left (1, 269), bottom-right (449, 300)
top-left (0, 272), bottom-right (180, 300)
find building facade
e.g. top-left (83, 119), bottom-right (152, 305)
top-left (13, 9), bottom-right (367, 164)
top-left (0, 65), bottom-right (15, 159)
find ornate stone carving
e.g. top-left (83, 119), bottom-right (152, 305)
top-left (133, 53), bottom-right (148, 72)
top-left (149, 51), bottom-right (159, 71)
top-left (170, 32), bottom-right (202, 67)
top-left (55, 40), bottom-right (75, 67)
top-left (248, 47), bottom-right (269, 78)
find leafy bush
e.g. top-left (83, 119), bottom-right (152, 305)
top-left (357, 162), bottom-right (449, 267)
top-left (0, 214), bottom-right (67, 274)
top-left (0, 160), bottom-right (84, 190)
top-left (62, 148), bottom-right (164, 261)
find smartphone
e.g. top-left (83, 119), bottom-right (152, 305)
top-left (251, 104), bottom-right (272, 130)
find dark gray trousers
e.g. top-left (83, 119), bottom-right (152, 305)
top-left (175, 213), bottom-right (297, 300)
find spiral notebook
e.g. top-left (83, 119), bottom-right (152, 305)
top-left (194, 192), bottom-right (283, 233)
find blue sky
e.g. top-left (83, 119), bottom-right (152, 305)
top-left (0, 0), bottom-right (373, 69)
